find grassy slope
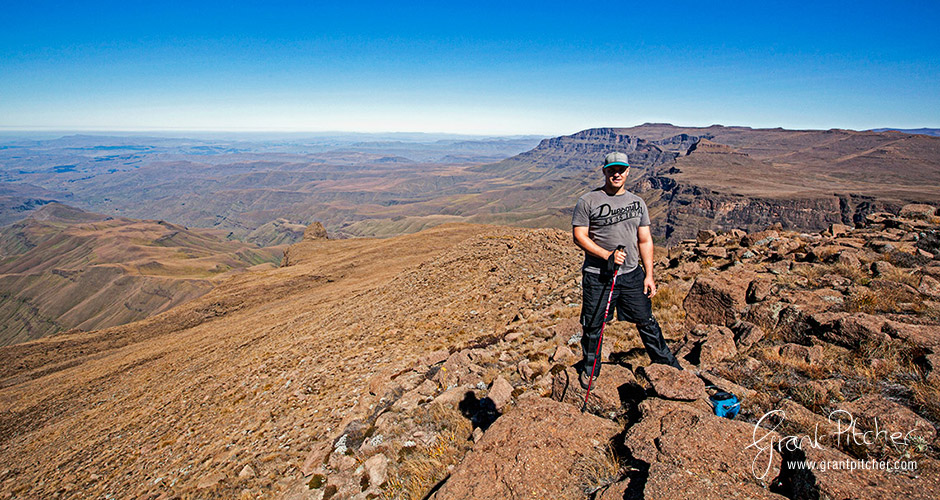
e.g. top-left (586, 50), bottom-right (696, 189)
top-left (0, 204), bottom-right (283, 346)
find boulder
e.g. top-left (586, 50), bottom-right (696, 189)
top-left (432, 397), bottom-right (620, 500)
top-left (551, 364), bottom-right (641, 418)
top-left (638, 364), bottom-right (707, 401)
top-left (807, 245), bottom-right (845, 262)
top-left (744, 301), bottom-right (785, 331)
top-left (742, 229), bottom-right (780, 247)
top-left (550, 343), bottom-right (577, 364)
top-left (595, 479), bottom-right (632, 500)
top-left (899, 204), bottom-right (937, 221)
top-left (699, 371), bottom-right (757, 400)
top-left (300, 440), bottom-right (332, 476)
top-left (417, 349), bottom-right (450, 368)
top-left (705, 246), bottom-right (728, 259)
top-left (303, 221), bottom-right (328, 241)
top-left (363, 453), bottom-right (388, 489)
top-left (882, 321), bottom-right (940, 349)
top-left (677, 324), bottom-right (739, 367)
top-left (433, 385), bottom-right (478, 408)
top-left (769, 436), bottom-right (935, 500)
top-left (699, 326), bottom-right (738, 366)
top-left (697, 229), bottom-right (717, 243)
top-left (684, 272), bottom-right (754, 326)
top-left (920, 274), bottom-right (940, 299)
top-left (775, 343), bottom-right (824, 364)
top-left (837, 251), bottom-right (861, 268)
top-left (238, 464), bottom-right (256, 479)
top-left (623, 398), bottom-right (785, 499)
top-left (623, 398), bottom-right (937, 500)
top-left (746, 278), bottom-right (776, 304)
top-left (195, 472), bottom-right (225, 490)
top-left (487, 376), bottom-right (514, 412)
top-left (827, 223), bottom-right (852, 237)
top-left (779, 399), bottom-right (839, 441)
top-left (808, 312), bottom-right (888, 348)
top-left (732, 320), bottom-right (766, 351)
top-left (433, 350), bottom-right (473, 389)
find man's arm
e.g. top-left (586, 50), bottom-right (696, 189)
top-left (638, 225), bottom-right (657, 297)
top-left (573, 226), bottom-right (625, 266)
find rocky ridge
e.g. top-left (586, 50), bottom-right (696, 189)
top-left (284, 204), bottom-right (940, 500)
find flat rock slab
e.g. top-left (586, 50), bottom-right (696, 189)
top-left (432, 396), bottom-right (620, 500)
top-left (638, 364), bottom-right (707, 401)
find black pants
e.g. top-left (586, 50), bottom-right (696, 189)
top-left (579, 267), bottom-right (681, 375)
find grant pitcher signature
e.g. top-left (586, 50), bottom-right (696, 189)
top-left (745, 409), bottom-right (922, 479)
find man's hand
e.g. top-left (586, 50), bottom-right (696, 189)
top-left (644, 275), bottom-right (657, 298)
top-left (609, 249), bottom-right (625, 266)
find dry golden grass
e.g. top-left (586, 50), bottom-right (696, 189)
top-left (828, 262), bottom-right (869, 284)
top-left (877, 265), bottom-right (921, 288)
top-left (382, 403), bottom-right (473, 500)
top-left (791, 263), bottom-right (827, 282)
top-left (756, 347), bottom-right (832, 380)
top-left (844, 288), bottom-right (897, 314)
top-left (381, 428), bottom-right (469, 500)
top-left (907, 380), bottom-right (940, 424)
top-left (840, 338), bottom-right (918, 382)
top-left (573, 444), bottom-right (623, 496)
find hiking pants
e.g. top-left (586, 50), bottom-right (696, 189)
top-left (579, 266), bottom-right (682, 375)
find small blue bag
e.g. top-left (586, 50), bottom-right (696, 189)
top-left (709, 391), bottom-right (740, 419)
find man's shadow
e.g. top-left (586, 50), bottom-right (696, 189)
top-left (457, 392), bottom-right (500, 431)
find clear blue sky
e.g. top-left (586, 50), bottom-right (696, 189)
top-left (1, 1), bottom-right (938, 135)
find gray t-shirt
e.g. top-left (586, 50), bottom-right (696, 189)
top-left (572, 188), bottom-right (651, 275)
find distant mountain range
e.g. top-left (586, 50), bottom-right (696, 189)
top-left (0, 125), bottom-right (937, 245)
top-left (869, 127), bottom-right (940, 137)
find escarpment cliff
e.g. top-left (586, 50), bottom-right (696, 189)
top-left (478, 124), bottom-right (939, 243)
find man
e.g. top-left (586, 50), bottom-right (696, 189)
top-left (572, 151), bottom-right (681, 389)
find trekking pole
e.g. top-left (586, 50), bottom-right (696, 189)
top-left (583, 245), bottom-right (624, 412)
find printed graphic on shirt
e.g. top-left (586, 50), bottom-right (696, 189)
top-left (591, 201), bottom-right (643, 227)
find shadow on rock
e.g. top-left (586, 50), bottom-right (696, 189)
top-left (458, 392), bottom-right (500, 431)
top-left (770, 447), bottom-right (820, 500)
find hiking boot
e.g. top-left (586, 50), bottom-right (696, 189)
top-left (579, 370), bottom-right (594, 390)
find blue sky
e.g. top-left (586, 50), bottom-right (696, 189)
top-left (1, 1), bottom-right (938, 135)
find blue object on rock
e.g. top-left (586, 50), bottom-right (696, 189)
top-left (710, 391), bottom-right (740, 419)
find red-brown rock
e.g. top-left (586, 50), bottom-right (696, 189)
top-left (882, 320), bottom-right (940, 349)
top-left (684, 272), bottom-right (755, 326)
top-left (638, 364), bottom-right (707, 401)
top-left (432, 397), bottom-right (620, 500)
top-left (623, 398), bottom-right (784, 499)
top-left (551, 364), bottom-right (641, 418)
top-left (809, 312), bottom-right (888, 348)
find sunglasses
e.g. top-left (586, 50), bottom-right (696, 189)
top-left (604, 166), bottom-right (629, 175)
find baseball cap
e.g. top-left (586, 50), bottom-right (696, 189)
top-left (603, 152), bottom-right (630, 168)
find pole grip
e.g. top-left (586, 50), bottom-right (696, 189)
top-left (613, 245), bottom-right (625, 270)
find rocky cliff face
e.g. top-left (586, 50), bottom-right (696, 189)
top-left (480, 124), bottom-right (938, 244)
top-left (469, 127), bottom-right (698, 183)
